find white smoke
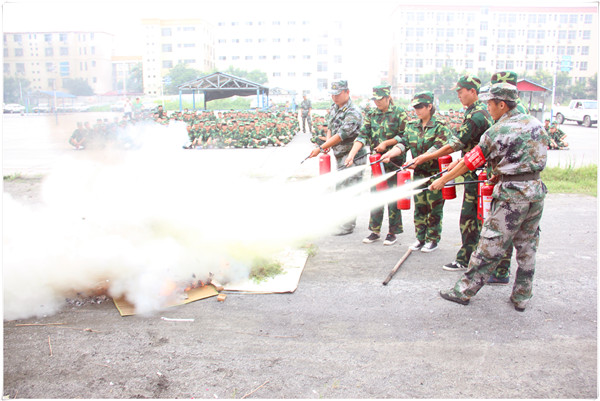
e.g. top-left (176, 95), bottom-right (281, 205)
top-left (3, 121), bottom-right (428, 320)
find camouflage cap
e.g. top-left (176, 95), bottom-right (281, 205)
top-left (411, 91), bottom-right (434, 107)
top-left (479, 82), bottom-right (519, 102)
top-left (452, 75), bottom-right (481, 92)
top-left (371, 85), bottom-right (391, 100)
top-left (490, 71), bottom-right (518, 86)
top-left (329, 80), bottom-right (349, 95)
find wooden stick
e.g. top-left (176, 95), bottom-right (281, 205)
top-left (48, 336), bottom-right (53, 357)
top-left (16, 323), bottom-right (66, 327)
top-left (382, 248), bottom-right (413, 285)
top-left (241, 380), bottom-right (269, 399)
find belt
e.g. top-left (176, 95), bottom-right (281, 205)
top-left (500, 172), bottom-right (540, 182)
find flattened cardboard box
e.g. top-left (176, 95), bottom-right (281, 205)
top-left (113, 284), bottom-right (219, 316)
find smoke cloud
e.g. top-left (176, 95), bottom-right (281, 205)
top-left (3, 121), bottom-right (426, 320)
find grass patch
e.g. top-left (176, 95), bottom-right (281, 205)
top-left (3, 173), bottom-right (24, 181)
top-left (541, 164), bottom-right (597, 196)
top-left (249, 258), bottom-right (285, 283)
top-left (300, 243), bottom-right (318, 257)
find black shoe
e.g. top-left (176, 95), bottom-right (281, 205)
top-left (487, 275), bottom-right (510, 285)
top-left (409, 240), bottom-right (425, 251)
top-left (362, 232), bottom-right (380, 244)
top-left (442, 261), bottom-right (467, 272)
top-left (439, 289), bottom-right (470, 305)
top-left (383, 234), bottom-right (397, 246)
top-left (421, 241), bottom-right (438, 253)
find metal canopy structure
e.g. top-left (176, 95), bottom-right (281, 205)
top-left (177, 72), bottom-right (269, 110)
top-left (517, 79), bottom-right (550, 120)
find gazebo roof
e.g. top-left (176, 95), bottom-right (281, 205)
top-left (178, 72), bottom-right (269, 102)
top-left (517, 79), bottom-right (549, 92)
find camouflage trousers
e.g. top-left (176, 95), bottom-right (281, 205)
top-left (301, 113), bottom-right (312, 133)
top-left (335, 154), bottom-right (365, 232)
top-left (369, 171), bottom-right (403, 235)
top-left (452, 198), bottom-right (544, 308)
top-left (413, 173), bottom-right (445, 243)
top-left (458, 172), bottom-right (512, 277)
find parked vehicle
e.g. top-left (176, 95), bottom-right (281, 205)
top-left (3, 103), bottom-right (26, 113)
top-left (555, 99), bottom-right (598, 127)
top-left (110, 100), bottom-right (127, 112)
top-left (32, 104), bottom-right (51, 113)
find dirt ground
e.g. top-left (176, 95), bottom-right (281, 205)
top-left (3, 175), bottom-right (597, 399)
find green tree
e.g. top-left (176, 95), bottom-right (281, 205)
top-left (415, 66), bottom-right (460, 103)
top-left (126, 62), bottom-right (143, 94)
top-left (3, 75), bottom-right (30, 103)
top-left (63, 78), bottom-right (94, 96)
top-left (164, 63), bottom-right (203, 95)
top-left (224, 66), bottom-right (268, 84)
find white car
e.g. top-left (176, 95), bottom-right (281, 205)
top-left (3, 103), bottom-right (26, 113)
top-left (555, 99), bottom-right (598, 127)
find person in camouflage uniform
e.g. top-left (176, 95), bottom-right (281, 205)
top-left (307, 80), bottom-right (366, 235)
top-left (344, 85), bottom-right (408, 246)
top-left (433, 83), bottom-right (548, 311)
top-left (408, 76), bottom-right (493, 270)
top-left (300, 95), bottom-right (313, 134)
top-left (547, 122), bottom-right (569, 149)
top-left (382, 91), bottom-right (453, 252)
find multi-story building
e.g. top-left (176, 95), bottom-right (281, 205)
top-left (112, 55), bottom-right (143, 94)
top-left (141, 18), bottom-right (215, 96)
top-left (388, 5), bottom-right (598, 98)
top-left (214, 16), bottom-right (348, 98)
top-left (3, 31), bottom-right (114, 94)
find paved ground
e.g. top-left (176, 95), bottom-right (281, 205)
top-left (2, 113), bottom-right (597, 398)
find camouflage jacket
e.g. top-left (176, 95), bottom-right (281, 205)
top-left (448, 100), bottom-right (493, 156)
top-left (478, 108), bottom-right (548, 202)
top-left (328, 99), bottom-right (366, 160)
top-left (393, 116), bottom-right (452, 176)
top-left (300, 99), bottom-right (312, 115)
top-left (357, 103), bottom-right (408, 167)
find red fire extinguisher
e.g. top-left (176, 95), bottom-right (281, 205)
top-left (477, 170), bottom-right (487, 221)
top-left (319, 152), bottom-right (331, 174)
top-left (480, 183), bottom-right (494, 221)
top-left (369, 154), bottom-right (388, 191)
top-left (396, 169), bottom-right (412, 210)
top-left (437, 155), bottom-right (456, 200)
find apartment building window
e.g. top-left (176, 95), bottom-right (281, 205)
top-left (436, 28), bottom-right (444, 38)
top-left (525, 61), bottom-right (533, 70)
top-left (467, 29), bottom-right (475, 38)
top-left (436, 44), bottom-right (444, 53)
top-left (580, 61), bottom-right (588, 71)
top-left (161, 28), bottom-right (171, 36)
top-left (317, 45), bottom-right (327, 55)
top-left (184, 59), bottom-right (195, 64)
top-left (498, 29), bottom-right (506, 38)
top-left (537, 14), bottom-right (546, 23)
top-left (506, 45), bottom-right (515, 54)
top-left (15, 48), bottom-right (24, 56)
top-left (415, 59), bottom-right (424, 68)
top-left (557, 46), bottom-right (565, 55)
top-left (416, 28), bottom-right (424, 37)
top-left (303, 72), bottom-right (311, 77)
top-left (581, 46), bottom-right (589, 55)
top-left (569, 14), bottom-right (578, 23)
top-left (466, 44), bottom-right (474, 53)
top-left (218, 39), bottom-right (226, 44)
top-left (59, 61), bottom-right (69, 76)
top-left (436, 59), bottom-right (443, 68)
top-left (582, 30), bottom-right (591, 39)
top-left (406, 28), bottom-right (414, 37)
top-left (273, 21), bottom-right (280, 25)
top-left (272, 38), bottom-right (280, 43)
top-left (536, 45), bottom-right (544, 55)
top-left (317, 61), bottom-right (327, 72)
top-left (405, 74), bottom-right (413, 83)
top-left (232, 39), bottom-right (240, 43)
top-left (537, 30), bottom-right (545, 39)
top-left (162, 44), bottom-right (172, 52)
top-left (183, 43), bottom-right (196, 47)
top-left (288, 72), bottom-right (296, 77)
top-left (480, 21), bottom-right (488, 30)
top-left (415, 43), bottom-right (424, 52)
top-left (567, 46), bottom-right (575, 55)
top-left (535, 61), bottom-right (543, 70)
top-left (497, 45), bottom-right (505, 54)
top-left (334, 55), bottom-right (342, 63)
top-left (478, 53), bottom-right (486, 61)
top-left (162, 60), bottom-right (173, 68)
top-left (405, 59), bottom-right (414, 68)
top-left (406, 43), bottom-right (415, 52)
top-left (465, 60), bottom-right (473, 69)
top-left (232, 56), bottom-right (240, 60)
top-left (218, 56), bottom-right (226, 61)
top-left (45, 62), bottom-right (53, 72)
top-left (528, 14), bottom-right (536, 23)
top-left (527, 30), bottom-right (535, 39)
top-left (245, 56), bottom-right (253, 60)
top-left (44, 33), bottom-right (52, 42)
top-left (183, 27), bottom-right (195, 31)
top-left (506, 60), bottom-right (514, 69)
top-left (568, 30), bottom-right (576, 39)
top-left (91, 60), bottom-right (96, 67)
top-left (446, 28), bottom-right (454, 37)
top-left (272, 55), bottom-right (280, 60)
top-left (446, 44), bottom-right (454, 53)
top-left (60, 47), bottom-right (68, 56)
top-left (480, 37), bottom-right (487, 46)
top-left (445, 59), bottom-right (453, 67)
top-left (259, 56), bottom-right (267, 60)
top-left (4, 63), bottom-right (9, 73)
top-left (14, 34), bottom-right (22, 42)
top-left (559, 14), bottom-right (568, 23)
top-left (16, 63), bottom-right (25, 73)
top-left (558, 30), bottom-right (566, 39)
top-left (317, 79), bottom-right (328, 90)
top-left (59, 33), bottom-right (67, 41)
top-left (584, 14), bottom-right (593, 24)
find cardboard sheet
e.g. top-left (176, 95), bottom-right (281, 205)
top-left (223, 248), bottom-right (309, 293)
top-left (113, 284), bottom-right (219, 316)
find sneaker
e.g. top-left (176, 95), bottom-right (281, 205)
top-left (362, 232), bottom-right (380, 244)
top-left (439, 289), bottom-right (470, 305)
top-left (421, 241), bottom-right (438, 253)
top-left (510, 296), bottom-right (526, 312)
top-left (487, 275), bottom-right (510, 285)
top-left (333, 228), bottom-right (353, 236)
top-left (443, 261), bottom-right (467, 272)
top-left (383, 234), bottom-right (397, 246)
top-left (409, 240), bottom-right (425, 251)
